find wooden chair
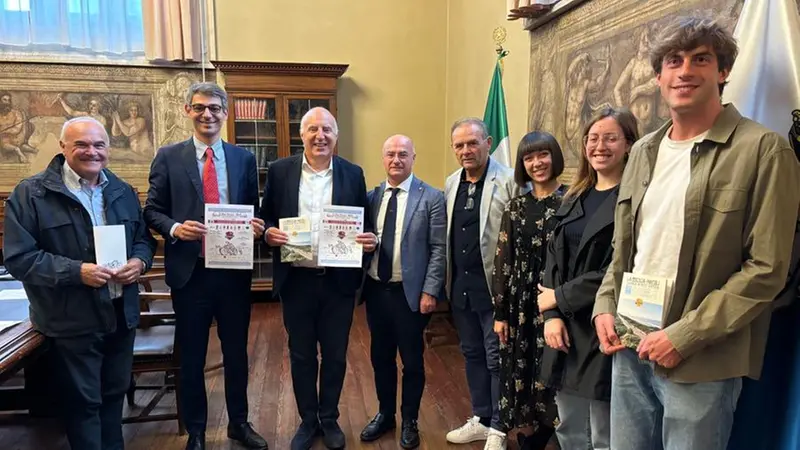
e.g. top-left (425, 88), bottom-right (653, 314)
top-left (123, 276), bottom-right (185, 434)
top-left (138, 271), bottom-right (222, 373)
top-left (424, 300), bottom-right (459, 348)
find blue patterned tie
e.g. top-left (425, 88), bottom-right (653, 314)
top-left (378, 188), bottom-right (399, 283)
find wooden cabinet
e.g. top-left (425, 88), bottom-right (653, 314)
top-left (213, 61), bottom-right (349, 291)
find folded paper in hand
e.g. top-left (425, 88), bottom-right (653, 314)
top-left (615, 272), bottom-right (673, 350)
top-left (93, 225), bottom-right (127, 271)
top-left (280, 217), bottom-right (313, 263)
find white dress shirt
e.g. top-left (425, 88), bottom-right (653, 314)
top-left (368, 174), bottom-right (414, 282)
top-left (295, 155), bottom-right (334, 268)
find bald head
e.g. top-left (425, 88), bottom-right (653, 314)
top-left (60, 116), bottom-right (109, 142)
top-left (382, 134), bottom-right (416, 186)
top-left (383, 134), bottom-right (415, 153)
top-left (300, 107), bottom-right (338, 135)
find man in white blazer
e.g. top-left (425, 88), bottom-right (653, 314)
top-left (444, 118), bottom-right (523, 450)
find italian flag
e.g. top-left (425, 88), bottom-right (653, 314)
top-left (483, 54), bottom-right (511, 167)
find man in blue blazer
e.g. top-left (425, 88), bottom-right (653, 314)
top-left (144, 83), bottom-right (268, 450)
top-left (358, 135), bottom-right (446, 449)
top-left (260, 107), bottom-right (377, 450)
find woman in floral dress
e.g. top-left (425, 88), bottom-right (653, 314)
top-left (492, 131), bottom-right (565, 450)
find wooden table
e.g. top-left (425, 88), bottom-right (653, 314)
top-left (0, 319), bottom-right (45, 385)
top-left (0, 280), bottom-right (47, 414)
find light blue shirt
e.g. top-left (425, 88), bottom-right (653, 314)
top-left (62, 162), bottom-right (122, 299)
top-left (193, 136), bottom-right (229, 204)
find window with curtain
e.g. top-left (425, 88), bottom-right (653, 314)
top-left (0, 0), bottom-right (145, 59)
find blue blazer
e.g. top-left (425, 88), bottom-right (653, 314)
top-left (259, 153), bottom-right (371, 298)
top-left (143, 138), bottom-right (260, 289)
top-left (365, 176), bottom-right (446, 311)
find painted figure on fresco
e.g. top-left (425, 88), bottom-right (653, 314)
top-left (532, 41), bottom-right (559, 139)
top-left (57, 94), bottom-right (108, 128)
top-left (158, 73), bottom-right (195, 147)
top-left (0, 91), bottom-right (39, 163)
top-left (564, 49), bottom-right (611, 160)
top-left (614, 28), bottom-right (660, 136)
top-left (112, 101), bottom-right (154, 156)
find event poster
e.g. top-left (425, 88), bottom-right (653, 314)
top-left (204, 204), bottom-right (254, 270)
top-left (318, 205), bottom-right (364, 268)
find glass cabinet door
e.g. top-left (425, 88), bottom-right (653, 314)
top-left (287, 97), bottom-right (331, 156)
top-left (230, 95), bottom-right (277, 291)
top-left (232, 96), bottom-right (279, 173)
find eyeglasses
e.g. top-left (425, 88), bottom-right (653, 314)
top-left (465, 183), bottom-right (477, 210)
top-left (584, 134), bottom-right (622, 148)
top-left (190, 103), bottom-right (225, 114)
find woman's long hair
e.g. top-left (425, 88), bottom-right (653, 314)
top-left (565, 107), bottom-right (640, 201)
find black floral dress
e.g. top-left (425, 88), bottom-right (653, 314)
top-left (492, 189), bottom-right (563, 431)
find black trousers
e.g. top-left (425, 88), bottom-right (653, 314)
top-left (364, 278), bottom-right (431, 420)
top-left (171, 261), bottom-right (253, 435)
top-left (51, 299), bottom-right (135, 450)
top-left (280, 268), bottom-right (355, 425)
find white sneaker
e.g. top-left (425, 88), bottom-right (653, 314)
top-left (483, 428), bottom-right (507, 450)
top-left (445, 416), bottom-right (489, 444)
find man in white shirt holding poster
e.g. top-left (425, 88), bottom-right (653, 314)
top-left (260, 107), bottom-right (377, 450)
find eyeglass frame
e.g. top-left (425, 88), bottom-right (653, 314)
top-left (189, 103), bottom-right (226, 115)
top-left (583, 133), bottom-right (623, 148)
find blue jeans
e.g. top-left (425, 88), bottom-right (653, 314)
top-left (554, 391), bottom-right (610, 450)
top-left (611, 349), bottom-right (742, 450)
top-left (452, 306), bottom-right (501, 430)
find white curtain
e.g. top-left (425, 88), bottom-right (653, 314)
top-left (0, 0), bottom-right (145, 56)
top-left (141, 0), bottom-right (202, 62)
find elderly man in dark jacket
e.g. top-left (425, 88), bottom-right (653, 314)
top-left (3, 117), bottom-right (156, 450)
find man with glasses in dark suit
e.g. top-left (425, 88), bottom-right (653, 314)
top-left (144, 82), bottom-right (268, 450)
top-left (444, 118), bottom-right (523, 450)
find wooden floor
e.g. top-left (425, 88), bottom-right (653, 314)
top-left (0, 303), bottom-right (557, 450)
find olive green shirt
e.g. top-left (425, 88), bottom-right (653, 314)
top-left (594, 104), bottom-right (800, 383)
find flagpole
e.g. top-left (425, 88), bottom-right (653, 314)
top-left (485, 27), bottom-right (512, 167)
top-left (492, 26), bottom-right (510, 74)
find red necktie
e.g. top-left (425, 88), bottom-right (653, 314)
top-left (202, 147), bottom-right (219, 257)
top-left (203, 147), bottom-right (220, 204)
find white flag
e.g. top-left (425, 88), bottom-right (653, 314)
top-left (723, 0), bottom-right (800, 138)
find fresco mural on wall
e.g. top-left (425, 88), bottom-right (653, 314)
top-left (528, 0), bottom-right (745, 173)
top-left (0, 64), bottom-right (207, 192)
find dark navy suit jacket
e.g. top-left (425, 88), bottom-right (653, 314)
top-left (259, 154), bottom-right (371, 298)
top-left (144, 138), bottom-right (260, 289)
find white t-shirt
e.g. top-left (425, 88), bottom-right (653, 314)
top-left (632, 130), bottom-right (708, 286)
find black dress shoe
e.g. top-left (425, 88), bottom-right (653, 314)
top-left (321, 420), bottom-right (346, 449)
top-left (228, 422), bottom-right (269, 449)
top-left (400, 419), bottom-right (420, 449)
top-left (291, 421), bottom-right (321, 450)
top-left (360, 413), bottom-right (396, 441)
top-left (185, 433), bottom-right (205, 450)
